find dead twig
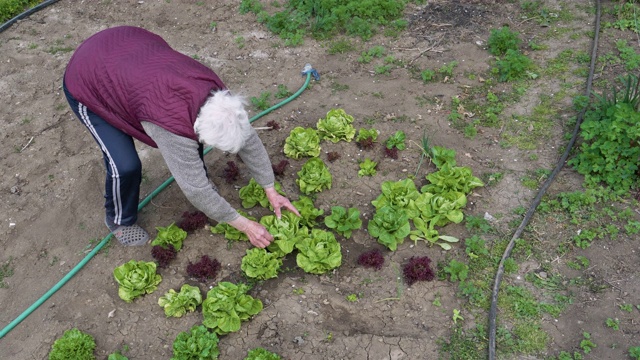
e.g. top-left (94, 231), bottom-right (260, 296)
top-left (20, 136), bottom-right (34, 152)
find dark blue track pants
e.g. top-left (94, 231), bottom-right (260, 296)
top-left (64, 84), bottom-right (141, 226)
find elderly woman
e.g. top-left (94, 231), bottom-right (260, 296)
top-left (63, 26), bottom-right (298, 247)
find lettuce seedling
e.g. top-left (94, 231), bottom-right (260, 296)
top-left (421, 166), bottom-right (484, 195)
top-left (367, 206), bottom-right (411, 251)
top-left (356, 128), bottom-right (379, 150)
top-left (292, 196), bottom-right (324, 228)
top-left (284, 127), bottom-right (321, 159)
top-left (239, 179), bottom-right (285, 209)
top-left (371, 178), bottom-right (420, 218)
top-left (403, 256), bottom-right (435, 285)
top-left (324, 206), bottom-right (362, 239)
top-left (358, 158), bottom-right (378, 177)
top-left (409, 217), bottom-right (459, 250)
top-left (107, 352), bottom-right (128, 360)
top-left (357, 249), bottom-right (385, 270)
top-left (241, 248), bottom-right (283, 280)
top-left (177, 210), bottom-right (208, 232)
top-left (113, 260), bottom-right (162, 303)
top-left (429, 145), bottom-right (457, 169)
top-left (186, 255), bottom-right (221, 282)
top-left (295, 229), bottom-right (342, 274)
top-left (48, 328), bottom-right (96, 360)
top-left (296, 157), bottom-right (332, 195)
top-left (158, 284), bottom-right (203, 318)
top-left (244, 348), bottom-right (282, 360)
top-left (261, 211), bottom-right (308, 257)
top-left (171, 325), bottom-right (219, 360)
top-left (222, 160), bottom-right (240, 183)
top-left (151, 244), bottom-right (177, 268)
top-left (385, 130), bottom-right (406, 150)
top-left (316, 108), bottom-right (356, 143)
top-left (202, 282), bottom-right (263, 335)
top-left (151, 223), bottom-right (187, 251)
top-left (413, 191), bottom-right (467, 228)
top-left (210, 210), bottom-right (256, 241)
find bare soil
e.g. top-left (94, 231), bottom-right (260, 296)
top-left (1, 1), bottom-right (639, 359)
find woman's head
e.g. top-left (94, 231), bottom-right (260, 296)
top-left (194, 90), bottom-right (251, 153)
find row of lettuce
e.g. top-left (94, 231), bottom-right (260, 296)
top-left (49, 108), bottom-right (483, 359)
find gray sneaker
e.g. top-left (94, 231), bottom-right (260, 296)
top-left (105, 217), bottom-right (149, 246)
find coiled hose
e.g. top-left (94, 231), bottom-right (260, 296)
top-left (0, 67), bottom-right (316, 340)
top-left (487, 1), bottom-right (601, 358)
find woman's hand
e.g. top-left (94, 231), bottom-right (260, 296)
top-left (265, 186), bottom-right (300, 218)
top-left (227, 216), bottom-right (273, 248)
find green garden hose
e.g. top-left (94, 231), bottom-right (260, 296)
top-left (0, 68), bottom-right (316, 340)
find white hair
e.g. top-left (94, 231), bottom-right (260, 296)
top-left (194, 90), bottom-right (252, 153)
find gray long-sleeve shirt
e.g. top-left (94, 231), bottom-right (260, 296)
top-left (141, 121), bottom-right (275, 223)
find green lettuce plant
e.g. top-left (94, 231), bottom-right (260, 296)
top-left (371, 178), bottom-right (420, 218)
top-left (295, 229), bottom-right (342, 274)
top-left (296, 157), bottom-right (332, 195)
top-left (356, 128), bottom-right (379, 142)
top-left (239, 179), bottom-right (285, 209)
top-left (385, 130), bottom-right (406, 150)
top-left (158, 284), bottom-right (203, 318)
top-left (171, 325), bottom-right (219, 360)
top-left (409, 217), bottom-right (459, 250)
top-left (358, 158), bottom-right (378, 176)
top-left (421, 166), bottom-right (484, 195)
top-left (202, 282), bottom-right (263, 335)
top-left (151, 223), bottom-right (187, 251)
top-left (316, 108), bottom-right (356, 143)
top-left (324, 206), bottom-right (362, 239)
top-left (244, 347), bottom-right (281, 360)
top-left (241, 248), bottom-right (283, 280)
top-left (292, 196), bottom-right (324, 228)
top-left (429, 145), bottom-right (457, 169)
top-left (367, 206), bottom-right (411, 251)
top-left (210, 210), bottom-right (256, 241)
top-left (48, 328), bottom-right (96, 360)
top-left (260, 211), bottom-right (308, 257)
top-left (113, 260), bottom-right (162, 303)
top-left (284, 127), bottom-right (321, 159)
top-left (414, 191), bottom-right (467, 228)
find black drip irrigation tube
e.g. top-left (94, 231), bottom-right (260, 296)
top-left (0, 66), bottom-right (318, 339)
top-left (0, 0), bottom-right (61, 33)
top-left (487, 1), bottom-right (601, 359)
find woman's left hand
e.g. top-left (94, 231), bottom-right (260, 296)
top-left (265, 186), bottom-right (300, 219)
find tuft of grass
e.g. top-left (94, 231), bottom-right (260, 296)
top-left (0, 257), bottom-right (15, 288)
top-left (0, 0), bottom-right (41, 23)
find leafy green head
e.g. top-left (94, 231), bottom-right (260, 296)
top-left (261, 211), bottom-right (308, 256)
top-left (151, 223), bottom-right (187, 251)
top-left (284, 127), bottom-right (321, 159)
top-left (296, 157), bottom-right (332, 195)
top-left (48, 328), bottom-right (96, 360)
top-left (367, 206), bottom-right (411, 251)
top-left (113, 260), bottom-right (162, 303)
top-left (324, 206), bottom-right (362, 239)
top-left (202, 282), bottom-right (263, 335)
top-left (295, 229), bottom-right (342, 274)
top-left (171, 325), bottom-right (219, 360)
top-left (291, 196), bottom-right (325, 228)
top-left (317, 108), bottom-right (356, 143)
top-left (158, 284), bottom-right (203, 318)
top-left (241, 248), bottom-right (283, 280)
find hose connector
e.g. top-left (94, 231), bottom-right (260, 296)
top-left (302, 64), bottom-right (320, 81)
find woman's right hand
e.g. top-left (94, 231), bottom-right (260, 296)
top-left (227, 216), bottom-right (273, 248)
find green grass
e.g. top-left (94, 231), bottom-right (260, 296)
top-left (0, 257), bottom-right (14, 288)
top-left (0, 0), bottom-right (41, 23)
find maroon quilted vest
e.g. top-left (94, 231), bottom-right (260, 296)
top-left (64, 26), bottom-right (226, 147)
